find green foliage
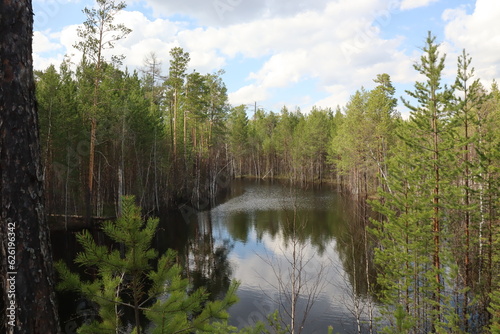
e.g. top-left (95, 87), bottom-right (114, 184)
top-left (228, 105), bottom-right (250, 168)
top-left (370, 32), bottom-right (500, 334)
top-left (262, 310), bottom-right (290, 334)
top-left (75, 0), bottom-right (131, 65)
top-left (145, 253), bottom-right (239, 334)
top-left (167, 47), bottom-right (190, 89)
top-left (489, 220), bottom-right (500, 333)
top-left (329, 74), bottom-right (398, 194)
top-left (330, 89), bottom-right (369, 173)
top-left (36, 23), bottom-right (500, 333)
top-left (294, 107), bottom-right (331, 162)
top-left (371, 33), bottom-right (462, 333)
top-left (56, 196), bottom-right (239, 333)
top-left (490, 286), bottom-right (500, 333)
top-left (393, 305), bottom-right (414, 334)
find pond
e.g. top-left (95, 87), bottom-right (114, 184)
top-left (174, 179), bottom-right (375, 334)
top-left (53, 179), bottom-right (375, 334)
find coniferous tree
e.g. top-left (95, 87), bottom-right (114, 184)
top-left (475, 82), bottom-right (500, 329)
top-left (227, 105), bottom-right (249, 177)
top-left (165, 47), bottom-right (190, 160)
top-left (489, 221), bottom-right (500, 332)
top-left (330, 75), bottom-right (397, 196)
top-left (373, 33), bottom-right (458, 333)
top-left (300, 107), bottom-right (332, 184)
top-left (365, 74), bottom-right (398, 192)
top-left (36, 59), bottom-right (88, 218)
top-left (205, 70), bottom-right (230, 148)
top-left (1, 0), bottom-right (61, 331)
top-left (370, 122), bottom-right (433, 333)
top-left (400, 32), bottom-right (455, 331)
top-left (74, 0), bottom-right (131, 221)
top-left (450, 49), bottom-right (485, 330)
top-left (56, 196), bottom-right (239, 334)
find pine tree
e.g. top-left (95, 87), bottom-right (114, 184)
top-left (450, 49), bottom-right (485, 331)
top-left (365, 74), bottom-right (398, 192)
top-left (373, 32), bottom-right (457, 333)
top-left (370, 122), bottom-right (433, 333)
top-left (329, 89), bottom-right (369, 194)
top-left (74, 0), bottom-right (131, 221)
top-left (489, 221), bottom-right (500, 333)
top-left (36, 58), bottom-right (86, 218)
top-left (204, 70), bottom-right (230, 148)
top-left (55, 196), bottom-right (239, 334)
top-left (227, 105), bottom-right (249, 177)
top-left (1, 0), bottom-right (61, 331)
top-left (401, 32), bottom-right (456, 331)
top-left (329, 75), bottom-right (398, 196)
top-left (476, 82), bottom-right (500, 330)
top-left (165, 47), bottom-right (190, 160)
top-left (279, 107), bottom-right (303, 179)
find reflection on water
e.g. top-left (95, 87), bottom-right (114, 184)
top-left (53, 179), bottom-right (375, 333)
top-left (184, 179), bottom-right (376, 334)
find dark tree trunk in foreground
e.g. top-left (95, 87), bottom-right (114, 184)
top-left (0, 0), bottom-right (61, 333)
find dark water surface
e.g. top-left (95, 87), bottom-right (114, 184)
top-left (182, 179), bottom-right (373, 333)
top-left (53, 179), bottom-right (373, 333)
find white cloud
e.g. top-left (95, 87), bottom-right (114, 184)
top-left (107, 11), bottom-right (181, 69)
top-left (35, 0), bottom-right (467, 113)
top-left (57, 24), bottom-right (81, 61)
top-left (33, 30), bottom-right (64, 70)
top-left (177, 0), bottom-right (412, 109)
top-left (442, 0), bottom-right (500, 83)
top-left (228, 85), bottom-right (270, 107)
top-left (249, 51), bottom-right (310, 88)
top-left (33, 30), bottom-right (62, 53)
top-left (400, 0), bottom-right (439, 11)
top-left (33, 53), bottom-right (65, 71)
top-left (35, 11), bottom-right (222, 74)
top-left (142, 0), bottom-right (332, 27)
top-left (311, 85), bottom-right (351, 111)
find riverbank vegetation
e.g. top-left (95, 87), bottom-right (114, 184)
top-left (33, 1), bottom-right (500, 332)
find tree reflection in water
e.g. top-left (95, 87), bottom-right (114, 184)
top-left (52, 179), bottom-right (379, 334)
top-left (186, 179), bottom-right (379, 334)
top-left (186, 210), bottom-right (235, 300)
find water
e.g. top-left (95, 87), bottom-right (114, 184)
top-left (53, 179), bottom-right (374, 333)
top-left (180, 179), bottom-right (374, 334)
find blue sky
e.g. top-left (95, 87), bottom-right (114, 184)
top-left (33, 0), bottom-right (499, 117)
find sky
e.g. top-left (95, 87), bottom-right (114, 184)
top-left (33, 0), bottom-right (500, 117)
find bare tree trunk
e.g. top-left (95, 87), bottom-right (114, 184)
top-left (87, 117), bottom-right (97, 223)
top-left (184, 108), bottom-right (188, 164)
top-left (362, 173), bottom-right (374, 334)
top-left (153, 130), bottom-right (159, 211)
top-left (118, 108), bottom-right (125, 217)
top-left (431, 99), bottom-right (441, 328)
top-left (64, 147), bottom-right (71, 231)
top-left (350, 234), bottom-right (362, 334)
top-left (0, 0), bottom-right (61, 331)
top-left (463, 104), bottom-right (470, 332)
top-left (173, 89), bottom-right (178, 158)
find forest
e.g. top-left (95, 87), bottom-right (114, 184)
top-left (24, 0), bottom-right (500, 333)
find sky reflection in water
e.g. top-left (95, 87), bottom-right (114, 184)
top-left (197, 180), bottom-right (371, 334)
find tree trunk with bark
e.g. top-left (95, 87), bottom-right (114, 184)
top-left (0, 0), bottom-right (61, 332)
